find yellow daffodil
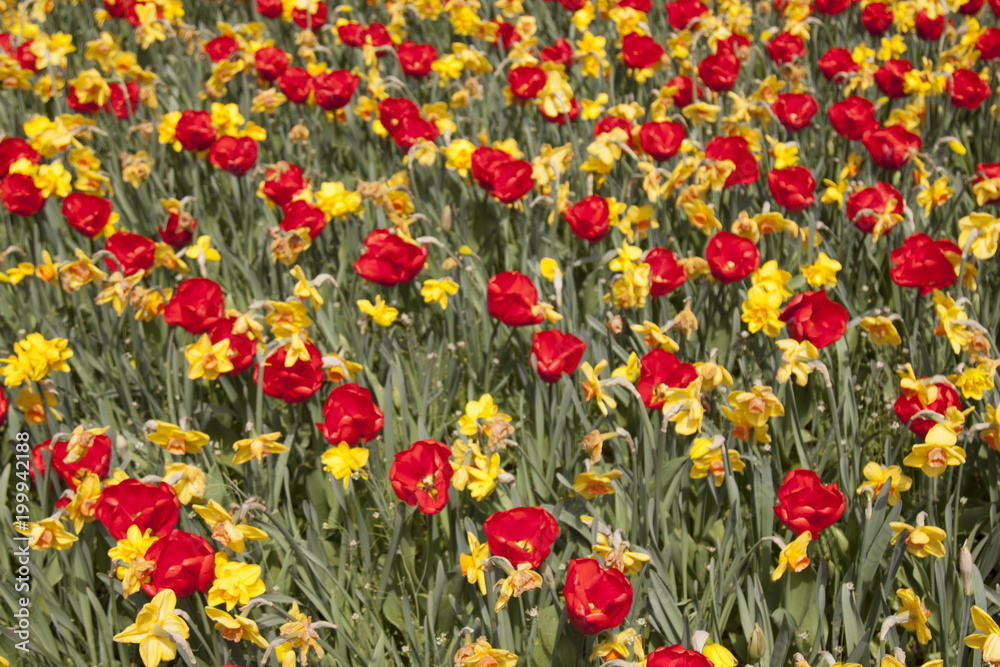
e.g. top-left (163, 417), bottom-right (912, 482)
top-left (903, 423), bottom-right (966, 477)
top-left (321, 442), bottom-right (370, 488)
top-left (232, 432), bottom-right (288, 465)
top-left (772, 531), bottom-right (811, 581)
top-left (572, 469), bottom-right (624, 499)
top-left (421, 278), bottom-right (460, 309)
top-left (184, 334), bottom-right (234, 380)
top-left (112, 590), bottom-right (190, 667)
top-left (461, 531), bottom-right (490, 596)
top-left (965, 606), bottom-right (1000, 665)
top-left (207, 552), bottom-right (266, 611)
top-left (357, 295), bottom-right (398, 326)
top-left (145, 421), bottom-right (210, 455)
top-left (856, 462), bottom-right (912, 506)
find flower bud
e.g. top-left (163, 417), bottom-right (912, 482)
top-left (960, 543), bottom-right (973, 596)
top-left (748, 623), bottom-right (766, 660)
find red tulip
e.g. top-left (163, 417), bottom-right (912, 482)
top-left (563, 558), bottom-right (633, 635)
top-left (664, 74), bottom-right (702, 107)
top-left (256, 0), bottom-right (282, 17)
top-left (875, 59), bottom-right (913, 98)
top-left (531, 330), bottom-right (586, 383)
top-left (697, 44), bottom-right (740, 92)
top-left (863, 126), bottom-right (921, 170)
top-left (94, 479), bottom-right (181, 540)
top-left (163, 278), bottom-right (225, 334)
top-left (159, 208), bottom-right (197, 249)
top-left (312, 69), bottom-right (360, 111)
top-left (772, 93), bottom-right (818, 132)
top-left (208, 136), bottom-right (258, 176)
top-left (647, 645), bottom-right (714, 667)
top-left (256, 343), bottom-right (325, 404)
top-left (773, 469), bottom-right (846, 535)
top-left (666, 0), bottom-right (709, 28)
top-left (316, 383), bottom-right (384, 446)
top-left (595, 116), bottom-right (633, 138)
top-left (861, 3), bottom-right (894, 34)
top-left (61, 192), bottom-right (113, 237)
top-left (622, 33), bottom-right (664, 69)
top-left (766, 32), bottom-right (805, 64)
top-left (31, 434), bottom-right (111, 490)
top-left (704, 136), bottom-right (758, 187)
top-left (639, 121), bottom-right (685, 161)
top-left (105, 232), bottom-right (156, 275)
top-left (0, 137), bottom-right (40, 177)
top-left (779, 291), bottom-right (848, 348)
top-left (564, 195), bottom-right (611, 243)
top-left (950, 69), bottom-right (991, 109)
top-left (396, 41), bottom-right (437, 78)
top-left (508, 66), bottom-right (547, 100)
top-left (889, 233), bottom-right (957, 295)
top-left (254, 46), bottom-right (289, 81)
top-left (353, 229), bottom-right (427, 286)
top-left (142, 529), bottom-right (215, 599)
top-left (539, 96), bottom-right (582, 124)
top-left (636, 349), bottom-right (698, 410)
top-left (706, 231), bottom-right (760, 283)
top-left (106, 81), bottom-right (140, 120)
top-left (767, 166), bottom-right (816, 212)
top-left (914, 10), bottom-right (944, 40)
top-left (847, 182), bottom-right (903, 234)
top-left (205, 35), bottom-right (239, 62)
top-left (487, 271), bottom-right (544, 327)
top-left (280, 199), bottom-right (327, 239)
top-left (471, 146), bottom-right (513, 191)
top-left (817, 48), bottom-right (858, 82)
top-left (814, 0), bottom-right (850, 14)
top-left (646, 247), bottom-right (687, 297)
top-left (261, 163), bottom-right (308, 207)
top-left (540, 38), bottom-right (574, 66)
top-left (277, 67), bottom-right (313, 104)
top-left (1, 173), bottom-right (44, 217)
top-left (292, 0), bottom-right (327, 29)
top-left (174, 110), bottom-right (217, 152)
top-left (484, 506), bottom-right (559, 568)
top-left (389, 440), bottom-right (453, 514)
top-left (828, 96), bottom-right (878, 141)
top-left (490, 159), bottom-right (534, 203)
top-left (977, 28), bottom-right (1000, 60)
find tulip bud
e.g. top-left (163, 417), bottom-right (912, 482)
top-left (960, 544), bottom-right (974, 596)
top-left (748, 623), bottom-right (766, 660)
top-left (440, 205), bottom-right (452, 232)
